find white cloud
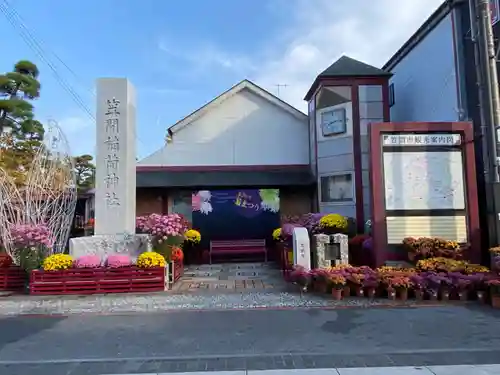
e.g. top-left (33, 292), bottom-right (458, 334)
top-left (158, 39), bottom-right (255, 76)
top-left (251, 0), bottom-right (445, 111)
top-left (161, 0), bottom-right (443, 112)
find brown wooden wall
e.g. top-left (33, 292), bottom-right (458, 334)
top-left (279, 187), bottom-right (313, 219)
top-left (136, 188), bottom-right (166, 216)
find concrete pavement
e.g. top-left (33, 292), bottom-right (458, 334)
top-left (0, 305), bottom-right (499, 374)
top-left (98, 367), bottom-right (500, 374)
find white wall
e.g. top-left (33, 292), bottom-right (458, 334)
top-left (389, 13), bottom-right (460, 122)
top-left (139, 88), bottom-right (309, 166)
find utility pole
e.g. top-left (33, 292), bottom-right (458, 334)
top-left (274, 84), bottom-right (288, 97)
top-left (473, 0), bottom-right (500, 247)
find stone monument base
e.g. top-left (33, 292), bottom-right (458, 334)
top-left (69, 234), bottom-right (151, 263)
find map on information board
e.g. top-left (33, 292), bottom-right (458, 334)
top-left (383, 151), bottom-right (466, 210)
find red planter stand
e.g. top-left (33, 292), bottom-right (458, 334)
top-left (0, 267), bottom-right (26, 291)
top-left (30, 266), bottom-right (165, 295)
top-left (165, 260), bottom-right (184, 290)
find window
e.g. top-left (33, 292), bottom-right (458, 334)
top-left (389, 83), bottom-right (395, 107)
top-left (320, 173), bottom-right (354, 203)
top-left (320, 107), bottom-right (347, 136)
top-left (170, 190), bottom-right (193, 223)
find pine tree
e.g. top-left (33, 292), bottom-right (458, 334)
top-left (0, 60), bottom-right (45, 185)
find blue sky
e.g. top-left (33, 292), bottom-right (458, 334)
top-left (0, 0), bottom-right (443, 159)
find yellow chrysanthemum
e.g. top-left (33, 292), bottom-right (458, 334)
top-left (137, 251), bottom-right (166, 268)
top-left (185, 229), bottom-right (201, 244)
top-left (319, 214), bottom-right (348, 230)
top-left (42, 254), bottom-right (73, 271)
top-left (272, 228), bottom-right (282, 241)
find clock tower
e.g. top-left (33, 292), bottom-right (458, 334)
top-left (304, 55), bottom-right (392, 232)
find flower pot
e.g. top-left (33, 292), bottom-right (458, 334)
top-left (332, 288), bottom-right (343, 300)
top-left (354, 286), bottom-right (364, 297)
top-left (387, 287), bottom-right (396, 300)
top-left (458, 291), bottom-right (468, 301)
top-left (477, 291), bottom-right (486, 303)
top-left (343, 285), bottom-right (351, 298)
top-left (492, 294), bottom-right (500, 309)
top-left (397, 288), bottom-right (408, 301)
top-left (415, 289), bottom-right (424, 301)
top-left (440, 289), bottom-right (450, 301)
top-left (366, 287), bottom-right (376, 298)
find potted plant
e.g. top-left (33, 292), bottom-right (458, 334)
top-left (312, 269), bottom-right (330, 294)
top-left (448, 272), bottom-right (472, 301)
top-left (388, 276), bottom-right (412, 301)
top-left (410, 274), bottom-right (426, 300)
top-left (42, 254), bottom-right (74, 271)
top-left (330, 273), bottom-right (346, 300)
top-left (183, 229), bottom-right (201, 264)
top-left (318, 214), bottom-right (348, 235)
top-left (486, 278), bottom-right (500, 308)
top-left (363, 273), bottom-right (379, 298)
top-left (438, 273), bottom-right (452, 301)
top-left (468, 272), bottom-right (488, 303)
top-left (347, 272), bottom-right (365, 297)
top-left (289, 265), bottom-right (311, 292)
top-left (137, 251), bottom-right (166, 269)
top-left (489, 247), bottom-right (500, 271)
top-left (10, 224), bottom-right (54, 274)
top-left (423, 272), bottom-right (442, 300)
top-left (136, 213), bottom-right (188, 262)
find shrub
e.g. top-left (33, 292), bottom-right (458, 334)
top-left (43, 254), bottom-right (73, 271)
top-left (10, 223), bottom-right (54, 249)
top-left (416, 257), bottom-right (467, 272)
top-left (74, 255), bottom-right (101, 268)
top-left (136, 213), bottom-right (188, 240)
top-left (106, 254), bottom-right (132, 268)
top-left (137, 251), bottom-right (165, 268)
top-left (185, 229), bottom-right (201, 244)
top-left (402, 237), bottom-right (462, 261)
top-left (319, 214), bottom-right (348, 231)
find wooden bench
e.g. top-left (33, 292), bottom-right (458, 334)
top-left (209, 239), bottom-right (267, 264)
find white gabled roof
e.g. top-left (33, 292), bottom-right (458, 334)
top-left (168, 79), bottom-right (307, 135)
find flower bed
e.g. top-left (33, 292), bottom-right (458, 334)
top-left (0, 266), bottom-right (26, 292)
top-left (30, 266), bottom-right (165, 295)
top-left (287, 262), bottom-right (500, 307)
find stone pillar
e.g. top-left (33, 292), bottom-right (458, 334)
top-left (69, 78), bottom-right (149, 262)
top-left (333, 233), bottom-right (349, 265)
top-left (292, 227), bottom-right (311, 270)
top-left (94, 78), bottom-right (136, 236)
top-left (314, 234), bottom-right (330, 268)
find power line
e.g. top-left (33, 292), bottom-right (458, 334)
top-left (0, 0), bottom-right (95, 121)
top-left (0, 0), bottom-right (148, 158)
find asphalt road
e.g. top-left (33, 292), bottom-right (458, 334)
top-left (0, 305), bottom-right (500, 374)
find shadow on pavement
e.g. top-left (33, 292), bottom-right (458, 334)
top-left (0, 315), bottom-right (67, 349)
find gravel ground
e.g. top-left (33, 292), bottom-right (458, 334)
top-left (0, 291), bottom-right (429, 315)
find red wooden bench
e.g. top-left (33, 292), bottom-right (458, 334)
top-left (209, 239), bottom-right (267, 264)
